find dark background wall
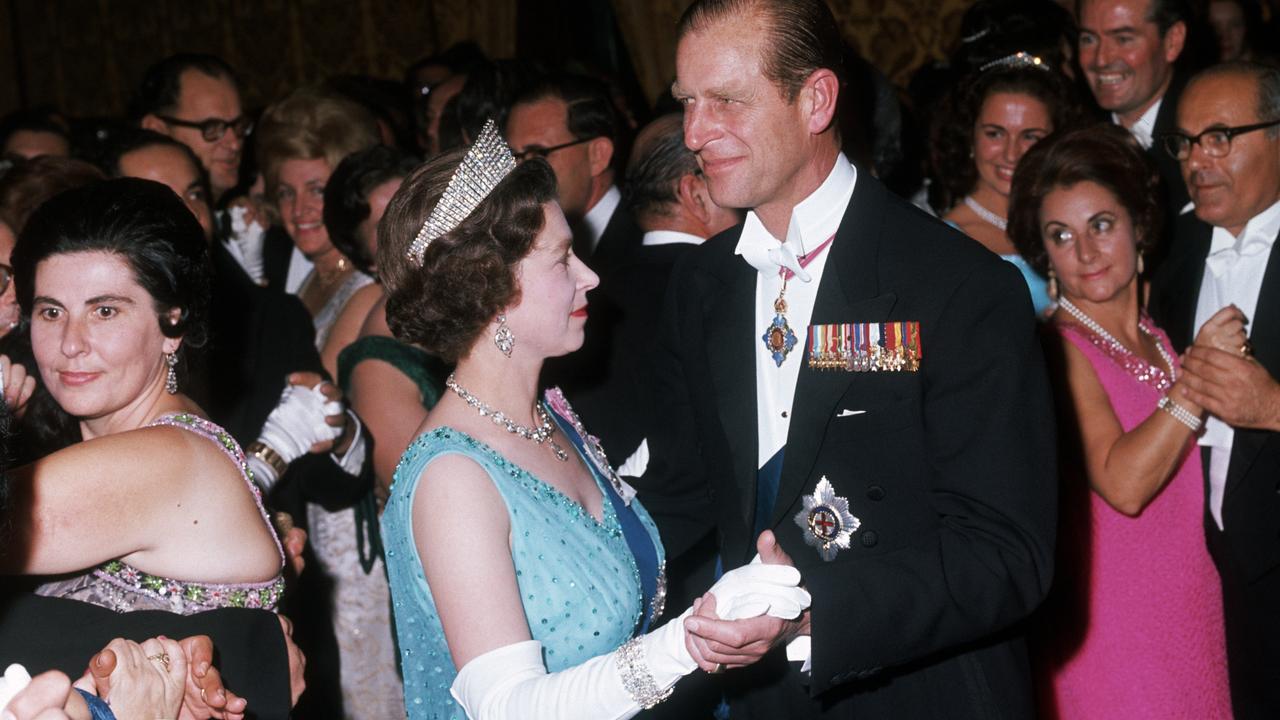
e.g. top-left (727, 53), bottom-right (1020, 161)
top-left (0, 0), bottom-right (975, 119)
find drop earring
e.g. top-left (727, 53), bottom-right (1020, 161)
top-left (165, 352), bottom-right (179, 394)
top-left (494, 313), bottom-right (515, 358)
top-left (1137, 253), bottom-right (1145, 276)
top-left (1047, 268), bottom-right (1059, 301)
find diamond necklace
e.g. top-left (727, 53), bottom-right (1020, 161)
top-left (445, 373), bottom-right (569, 461)
top-left (1058, 296), bottom-right (1177, 380)
top-left (963, 195), bottom-right (1008, 231)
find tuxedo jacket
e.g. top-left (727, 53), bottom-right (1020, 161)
top-left (1145, 73), bottom-right (1191, 274)
top-left (644, 173), bottom-right (1058, 718)
top-left (0, 594), bottom-right (291, 719)
top-left (1149, 214), bottom-right (1280, 716)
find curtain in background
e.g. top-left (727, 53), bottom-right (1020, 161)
top-left (4, 0), bottom-right (516, 116)
top-left (1, 0), bottom-right (973, 118)
top-left (613, 0), bottom-right (972, 109)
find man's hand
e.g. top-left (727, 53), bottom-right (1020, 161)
top-left (1181, 345), bottom-right (1280, 431)
top-left (177, 635), bottom-right (247, 720)
top-left (6, 669), bottom-right (76, 720)
top-left (273, 512), bottom-right (308, 577)
top-left (279, 615), bottom-right (307, 707)
top-left (684, 531), bottom-right (811, 672)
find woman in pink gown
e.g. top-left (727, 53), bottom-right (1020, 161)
top-left (1008, 123), bottom-right (1234, 718)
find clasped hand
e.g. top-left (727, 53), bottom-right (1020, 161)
top-left (1181, 305), bottom-right (1280, 431)
top-left (684, 530), bottom-right (812, 673)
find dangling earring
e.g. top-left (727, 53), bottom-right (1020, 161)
top-left (1137, 253), bottom-right (1145, 276)
top-left (1047, 268), bottom-right (1059, 301)
top-left (493, 313), bottom-right (515, 358)
top-left (164, 352), bottom-right (179, 394)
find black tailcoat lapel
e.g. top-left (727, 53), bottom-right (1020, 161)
top-left (703, 247), bottom-right (761, 525)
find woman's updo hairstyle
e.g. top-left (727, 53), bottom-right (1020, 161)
top-left (378, 154), bottom-right (557, 363)
top-left (1008, 122), bottom-right (1163, 277)
top-left (12, 177), bottom-right (212, 352)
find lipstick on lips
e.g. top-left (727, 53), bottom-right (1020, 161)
top-left (571, 304), bottom-right (589, 318)
top-left (58, 371), bottom-right (100, 386)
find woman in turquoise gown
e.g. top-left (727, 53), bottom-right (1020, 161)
top-left (378, 122), bottom-right (810, 719)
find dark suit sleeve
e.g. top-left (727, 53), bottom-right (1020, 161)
top-left (805, 259), bottom-right (1057, 693)
top-left (632, 256), bottom-right (718, 561)
top-left (0, 594), bottom-right (292, 720)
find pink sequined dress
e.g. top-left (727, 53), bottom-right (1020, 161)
top-left (1039, 316), bottom-right (1230, 719)
top-left (35, 413), bottom-right (286, 614)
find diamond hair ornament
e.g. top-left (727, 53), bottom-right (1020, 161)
top-left (406, 118), bottom-right (517, 267)
top-left (978, 51), bottom-right (1050, 74)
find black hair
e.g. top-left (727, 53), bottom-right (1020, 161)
top-left (512, 72), bottom-right (620, 146)
top-left (323, 145), bottom-right (420, 274)
top-left (13, 177), bottom-right (212, 352)
top-left (129, 53), bottom-right (239, 122)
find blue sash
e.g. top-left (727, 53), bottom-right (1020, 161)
top-left (545, 403), bottom-right (662, 633)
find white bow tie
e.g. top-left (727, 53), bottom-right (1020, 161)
top-left (757, 243), bottom-right (808, 283)
top-left (1206, 233), bottom-right (1272, 278)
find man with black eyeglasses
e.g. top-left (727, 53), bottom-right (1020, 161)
top-left (1150, 61), bottom-right (1280, 720)
top-left (133, 54), bottom-right (250, 206)
top-left (505, 72), bottom-right (641, 274)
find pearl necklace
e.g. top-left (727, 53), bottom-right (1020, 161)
top-left (1058, 297), bottom-right (1177, 380)
top-left (445, 374), bottom-right (569, 461)
top-left (963, 196), bottom-right (1008, 231)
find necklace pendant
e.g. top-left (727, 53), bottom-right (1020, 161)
top-left (763, 312), bottom-right (797, 367)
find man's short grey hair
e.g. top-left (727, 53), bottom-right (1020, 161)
top-left (624, 115), bottom-right (699, 220)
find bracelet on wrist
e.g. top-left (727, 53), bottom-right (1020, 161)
top-left (247, 441), bottom-right (290, 478)
top-left (615, 636), bottom-right (672, 709)
top-left (1158, 395), bottom-right (1203, 433)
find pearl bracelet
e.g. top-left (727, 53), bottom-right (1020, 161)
top-left (1158, 395), bottom-right (1203, 433)
top-left (615, 636), bottom-right (672, 709)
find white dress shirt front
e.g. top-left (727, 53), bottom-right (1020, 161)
top-left (1194, 198), bottom-right (1280, 529)
top-left (581, 185), bottom-right (621, 255)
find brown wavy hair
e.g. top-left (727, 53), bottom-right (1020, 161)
top-left (378, 153), bottom-right (557, 363)
top-left (1008, 122), bottom-right (1162, 277)
top-left (929, 64), bottom-right (1085, 214)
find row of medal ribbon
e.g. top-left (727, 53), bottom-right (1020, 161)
top-left (807, 321), bottom-right (922, 372)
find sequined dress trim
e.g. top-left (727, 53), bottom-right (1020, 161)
top-left (1055, 314), bottom-right (1175, 394)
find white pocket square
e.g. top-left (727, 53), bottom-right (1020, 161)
top-left (836, 409), bottom-right (866, 417)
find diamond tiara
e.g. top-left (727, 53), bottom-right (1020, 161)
top-left (979, 51), bottom-right (1050, 74)
top-left (405, 118), bottom-right (517, 267)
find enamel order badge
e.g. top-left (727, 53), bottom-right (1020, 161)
top-left (794, 477), bottom-right (860, 561)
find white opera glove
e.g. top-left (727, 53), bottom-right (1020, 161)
top-left (707, 559), bottom-right (809, 620)
top-left (227, 205), bottom-right (267, 284)
top-left (249, 385), bottom-right (345, 488)
top-left (450, 564), bottom-right (809, 720)
top-left (0, 663), bottom-right (32, 713)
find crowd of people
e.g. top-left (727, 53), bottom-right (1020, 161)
top-left (0, 0), bottom-right (1277, 717)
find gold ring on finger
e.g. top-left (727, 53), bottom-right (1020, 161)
top-left (147, 653), bottom-right (170, 671)
top-left (710, 662), bottom-right (724, 674)
top-left (1241, 340), bottom-right (1254, 357)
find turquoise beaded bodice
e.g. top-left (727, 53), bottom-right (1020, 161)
top-left (382, 425), bottom-right (665, 719)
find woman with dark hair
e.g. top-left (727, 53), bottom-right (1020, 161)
top-left (319, 144), bottom-right (418, 377)
top-left (1008, 124), bottom-right (1233, 717)
top-left (931, 57), bottom-right (1084, 317)
top-left (326, 146), bottom-right (446, 504)
top-left (0, 178), bottom-right (285, 614)
top-left (378, 123), bottom-right (808, 719)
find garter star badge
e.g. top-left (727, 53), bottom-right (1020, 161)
top-left (794, 477), bottom-right (860, 561)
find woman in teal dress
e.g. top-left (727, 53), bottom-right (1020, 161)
top-left (378, 121), bottom-right (810, 719)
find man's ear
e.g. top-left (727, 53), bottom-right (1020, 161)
top-left (1163, 21), bottom-right (1187, 63)
top-left (140, 114), bottom-right (169, 135)
top-left (587, 136), bottom-right (614, 178)
top-left (801, 68), bottom-right (840, 136)
top-left (677, 173), bottom-right (713, 228)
